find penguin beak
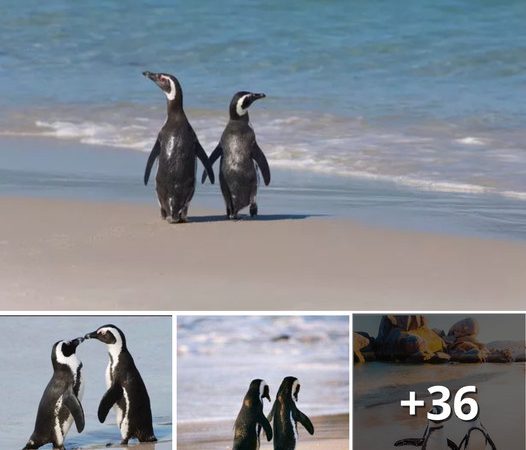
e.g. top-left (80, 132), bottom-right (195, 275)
top-left (263, 391), bottom-right (271, 402)
top-left (251, 93), bottom-right (266, 102)
top-left (143, 71), bottom-right (167, 90)
top-left (142, 71), bottom-right (158, 81)
top-left (84, 330), bottom-right (99, 340)
top-left (70, 337), bottom-right (84, 349)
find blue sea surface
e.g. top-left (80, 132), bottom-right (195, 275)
top-left (0, 0), bottom-right (525, 236)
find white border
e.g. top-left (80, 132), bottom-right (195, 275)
top-left (3, 310), bottom-right (524, 450)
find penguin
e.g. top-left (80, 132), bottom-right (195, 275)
top-left (457, 409), bottom-right (496, 450)
top-left (201, 91), bottom-right (270, 219)
top-left (267, 376), bottom-right (314, 450)
top-left (142, 71), bottom-right (215, 223)
top-left (232, 379), bottom-right (273, 450)
top-left (394, 406), bottom-right (458, 449)
top-left (24, 338), bottom-right (85, 450)
top-left (84, 324), bottom-right (157, 445)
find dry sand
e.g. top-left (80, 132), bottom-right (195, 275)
top-left (0, 196), bottom-right (525, 310)
top-left (177, 414), bottom-right (349, 450)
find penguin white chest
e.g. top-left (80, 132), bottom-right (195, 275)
top-left (290, 412), bottom-right (298, 441)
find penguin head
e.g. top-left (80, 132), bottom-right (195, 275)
top-left (249, 379), bottom-right (271, 402)
top-left (277, 376), bottom-right (301, 403)
top-left (428, 405), bottom-right (448, 425)
top-left (229, 91), bottom-right (266, 120)
top-left (143, 71), bottom-right (182, 104)
top-left (84, 324), bottom-right (126, 349)
top-left (461, 402), bottom-right (481, 425)
top-left (52, 337), bottom-right (84, 369)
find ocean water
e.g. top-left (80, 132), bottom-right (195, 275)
top-left (0, 316), bottom-right (172, 449)
top-left (177, 316), bottom-right (349, 422)
top-left (0, 0), bottom-right (525, 236)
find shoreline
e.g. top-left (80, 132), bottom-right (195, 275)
top-left (177, 413), bottom-right (349, 450)
top-left (1, 135), bottom-right (526, 241)
top-left (0, 195), bottom-right (525, 310)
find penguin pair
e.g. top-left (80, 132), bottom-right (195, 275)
top-left (143, 71), bottom-right (271, 222)
top-left (23, 325), bottom-right (156, 449)
top-left (395, 405), bottom-right (496, 450)
top-left (233, 376), bottom-right (314, 450)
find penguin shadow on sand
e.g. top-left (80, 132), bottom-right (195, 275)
top-left (187, 212), bottom-right (323, 223)
top-left (394, 405), bottom-right (497, 450)
top-left (22, 325), bottom-right (159, 450)
top-left (232, 376), bottom-right (314, 450)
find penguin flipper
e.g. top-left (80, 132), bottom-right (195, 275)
top-left (394, 438), bottom-right (424, 446)
top-left (63, 391), bottom-right (85, 433)
top-left (201, 144), bottom-right (222, 183)
top-left (251, 143), bottom-right (271, 186)
top-left (447, 438), bottom-right (460, 450)
top-left (258, 411), bottom-right (273, 441)
top-left (294, 408), bottom-right (314, 435)
top-left (98, 383), bottom-right (123, 423)
top-left (266, 401), bottom-right (276, 423)
top-left (195, 141), bottom-right (215, 184)
top-left (144, 138), bottom-right (161, 186)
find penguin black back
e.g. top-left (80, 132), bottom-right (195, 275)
top-left (202, 91), bottom-right (270, 219)
top-left (233, 379), bottom-right (273, 450)
top-left (268, 376), bottom-right (314, 450)
top-left (85, 324), bottom-right (157, 445)
top-left (142, 71), bottom-right (214, 223)
top-left (24, 338), bottom-right (85, 450)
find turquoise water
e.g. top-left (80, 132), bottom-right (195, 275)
top-left (0, 0), bottom-right (525, 235)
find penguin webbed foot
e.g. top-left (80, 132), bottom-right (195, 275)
top-left (250, 204), bottom-right (258, 217)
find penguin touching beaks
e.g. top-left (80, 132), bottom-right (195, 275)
top-left (267, 376), bottom-right (314, 450)
top-left (84, 324), bottom-right (157, 445)
top-left (142, 71), bottom-right (215, 223)
top-left (202, 91), bottom-right (270, 219)
top-left (23, 338), bottom-right (85, 450)
top-left (232, 379), bottom-right (273, 450)
top-left (394, 405), bottom-right (458, 449)
top-left (457, 407), bottom-right (496, 450)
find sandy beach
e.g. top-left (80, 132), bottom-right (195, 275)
top-left (177, 414), bottom-right (349, 450)
top-left (0, 195), bottom-right (524, 310)
top-left (354, 363), bottom-right (525, 449)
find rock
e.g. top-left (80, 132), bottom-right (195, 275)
top-left (354, 332), bottom-right (370, 364)
top-left (487, 349), bottom-right (513, 363)
top-left (375, 315), bottom-right (446, 362)
top-left (428, 352), bottom-right (451, 364)
top-left (448, 318), bottom-right (479, 339)
top-left (487, 340), bottom-right (526, 362)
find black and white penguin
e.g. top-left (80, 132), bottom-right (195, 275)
top-left (267, 376), bottom-right (314, 450)
top-left (84, 324), bottom-right (157, 445)
top-left (24, 338), bottom-right (85, 450)
top-left (394, 406), bottom-right (458, 449)
top-left (202, 91), bottom-right (270, 219)
top-left (142, 71), bottom-right (215, 223)
top-left (232, 379), bottom-right (273, 450)
top-left (457, 410), bottom-right (496, 450)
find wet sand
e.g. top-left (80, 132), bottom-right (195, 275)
top-left (0, 196), bottom-right (525, 310)
top-left (177, 414), bottom-right (349, 450)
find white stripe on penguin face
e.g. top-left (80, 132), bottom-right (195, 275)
top-left (161, 75), bottom-right (176, 101)
top-left (236, 94), bottom-right (250, 116)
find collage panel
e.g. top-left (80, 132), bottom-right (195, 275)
top-left (177, 315), bottom-right (349, 449)
top-left (353, 314), bottom-right (526, 450)
top-left (0, 315), bottom-right (172, 450)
